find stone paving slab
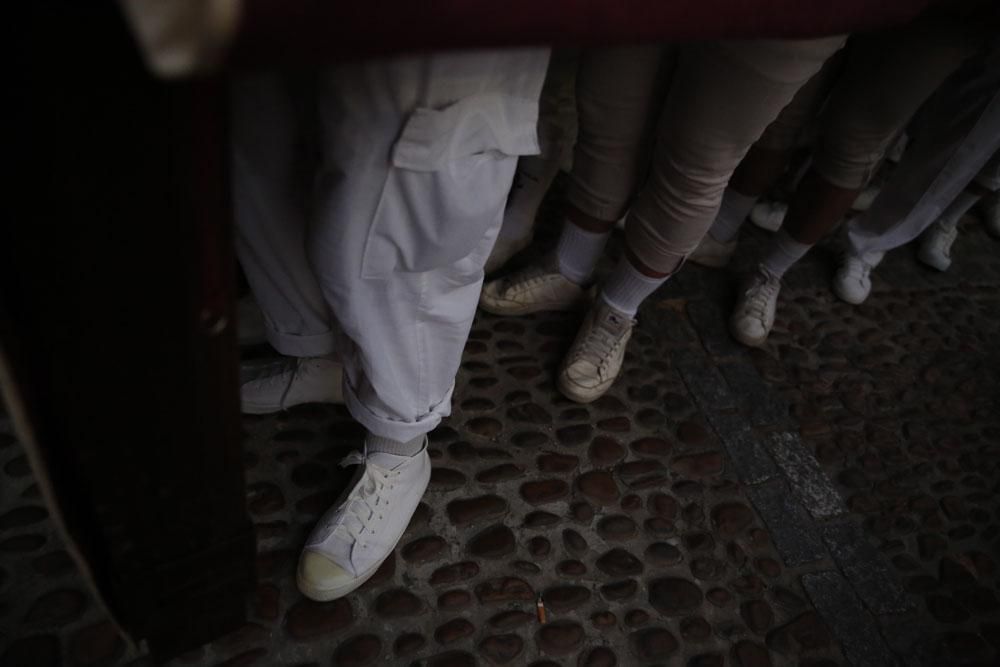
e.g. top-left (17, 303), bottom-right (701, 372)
top-left (801, 571), bottom-right (899, 667)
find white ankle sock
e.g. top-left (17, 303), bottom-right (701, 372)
top-left (599, 256), bottom-right (669, 318)
top-left (708, 189), bottom-right (758, 244)
top-left (760, 229), bottom-right (812, 278)
top-left (935, 189), bottom-right (981, 232)
top-left (366, 433), bottom-right (424, 457)
top-left (555, 222), bottom-right (611, 285)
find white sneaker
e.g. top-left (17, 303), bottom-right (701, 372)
top-left (484, 234), bottom-right (533, 275)
top-left (480, 261), bottom-right (587, 316)
top-left (557, 300), bottom-right (634, 404)
top-left (917, 222), bottom-right (958, 272)
top-left (749, 200), bottom-right (787, 232)
top-left (887, 132), bottom-right (908, 163)
top-left (689, 233), bottom-right (737, 268)
top-left (832, 253), bottom-right (879, 305)
top-left (729, 267), bottom-right (781, 347)
top-left (240, 356), bottom-right (343, 414)
top-left (237, 294), bottom-right (268, 347)
top-left (851, 184), bottom-right (881, 212)
top-left (298, 441), bottom-right (431, 601)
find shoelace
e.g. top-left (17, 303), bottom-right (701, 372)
top-left (842, 256), bottom-right (871, 283)
top-left (744, 273), bottom-right (780, 321)
top-left (331, 452), bottom-right (399, 550)
top-left (571, 311), bottom-right (629, 379)
top-left (502, 262), bottom-right (559, 294)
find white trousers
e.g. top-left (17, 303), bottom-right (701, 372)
top-left (846, 44), bottom-right (1000, 262)
top-left (232, 50), bottom-right (549, 441)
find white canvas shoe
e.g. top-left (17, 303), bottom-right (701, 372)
top-left (557, 300), bottom-right (634, 404)
top-left (749, 200), bottom-right (787, 232)
top-left (240, 356), bottom-right (343, 414)
top-left (832, 253), bottom-right (878, 305)
top-left (851, 184), bottom-right (881, 212)
top-left (917, 223), bottom-right (958, 272)
top-left (730, 267), bottom-right (781, 347)
top-left (298, 440), bottom-right (431, 601)
top-left (480, 261), bottom-right (588, 316)
top-left (689, 233), bottom-right (738, 268)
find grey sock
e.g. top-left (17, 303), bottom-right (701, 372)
top-left (760, 229), bottom-right (812, 278)
top-left (366, 433), bottom-right (425, 457)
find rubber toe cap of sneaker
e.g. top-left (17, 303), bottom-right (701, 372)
top-left (298, 550), bottom-right (355, 600)
top-left (730, 317), bottom-right (768, 347)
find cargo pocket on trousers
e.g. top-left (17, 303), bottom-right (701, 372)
top-left (361, 92), bottom-right (541, 280)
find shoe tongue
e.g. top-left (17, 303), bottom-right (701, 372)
top-left (598, 305), bottom-right (629, 332)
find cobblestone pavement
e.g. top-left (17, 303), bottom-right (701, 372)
top-left (1, 193), bottom-right (998, 666)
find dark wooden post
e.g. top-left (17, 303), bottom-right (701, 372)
top-left (2, 3), bottom-right (255, 659)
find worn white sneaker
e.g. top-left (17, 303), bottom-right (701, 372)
top-left (689, 233), bottom-right (738, 268)
top-left (237, 294), bottom-right (268, 347)
top-left (749, 200), bottom-right (787, 232)
top-left (298, 441), bottom-right (431, 601)
top-left (480, 261), bottom-right (588, 316)
top-left (917, 222), bottom-right (958, 272)
top-left (485, 234), bottom-right (533, 275)
top-left (240, 356), bottom-right (343, 414)
top-left (832, 253), bottom-right (879, 305)
top-left (558, 300), bottom-right (634, 403)
top-left (729, 267), bottom-right (781, 347)
top-left (851, 184), bottom-right (881, 212)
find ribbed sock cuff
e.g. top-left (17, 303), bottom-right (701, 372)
top-left (366, 434), bottom-right (425, 457)
top-left (600, 256), bottom-right (669, 318)
top-left (555, 221), bottom-right (611, 285)
top-left (761, 229), bottom-right (812, 278)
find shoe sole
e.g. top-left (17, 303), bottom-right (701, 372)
top-left (557, 376), bottom-right (612, 404)
top-left (831, 280), bottom-right (868, 305)
top-left (479, 299), bottom-right (586, 317)
top-left (917, 252), bottom-right (950, 272)
top-left (729, 319), bottom-right (769, 348)
top-left (479, 287), bottom-right (590, 317)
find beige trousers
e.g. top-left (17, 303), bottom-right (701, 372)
top-left (754, 18), bottom-right (983, 187)
top-left (625, 38), bottom-right (845, 273)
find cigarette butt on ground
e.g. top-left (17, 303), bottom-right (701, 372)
top-left (536, 595), bottom-right (546, 624)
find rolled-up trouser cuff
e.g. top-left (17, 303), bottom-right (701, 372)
top-left (344, 378), bottom-right (453, 443)
top-left (623, 211), bottom-right (687, 275)
top-left (265, 325), bottom-right (337, 359)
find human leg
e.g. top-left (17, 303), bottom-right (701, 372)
top-left (566, 37), bottom-right (844, 385)
top-left (487, 50), bottom-right (579, 274)
top-left (297, 49), bottom-right (549, 599)
top-left (480, 45), bottom-right (666, 316)
top-left (230, 72), bottom-right (345, 411)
